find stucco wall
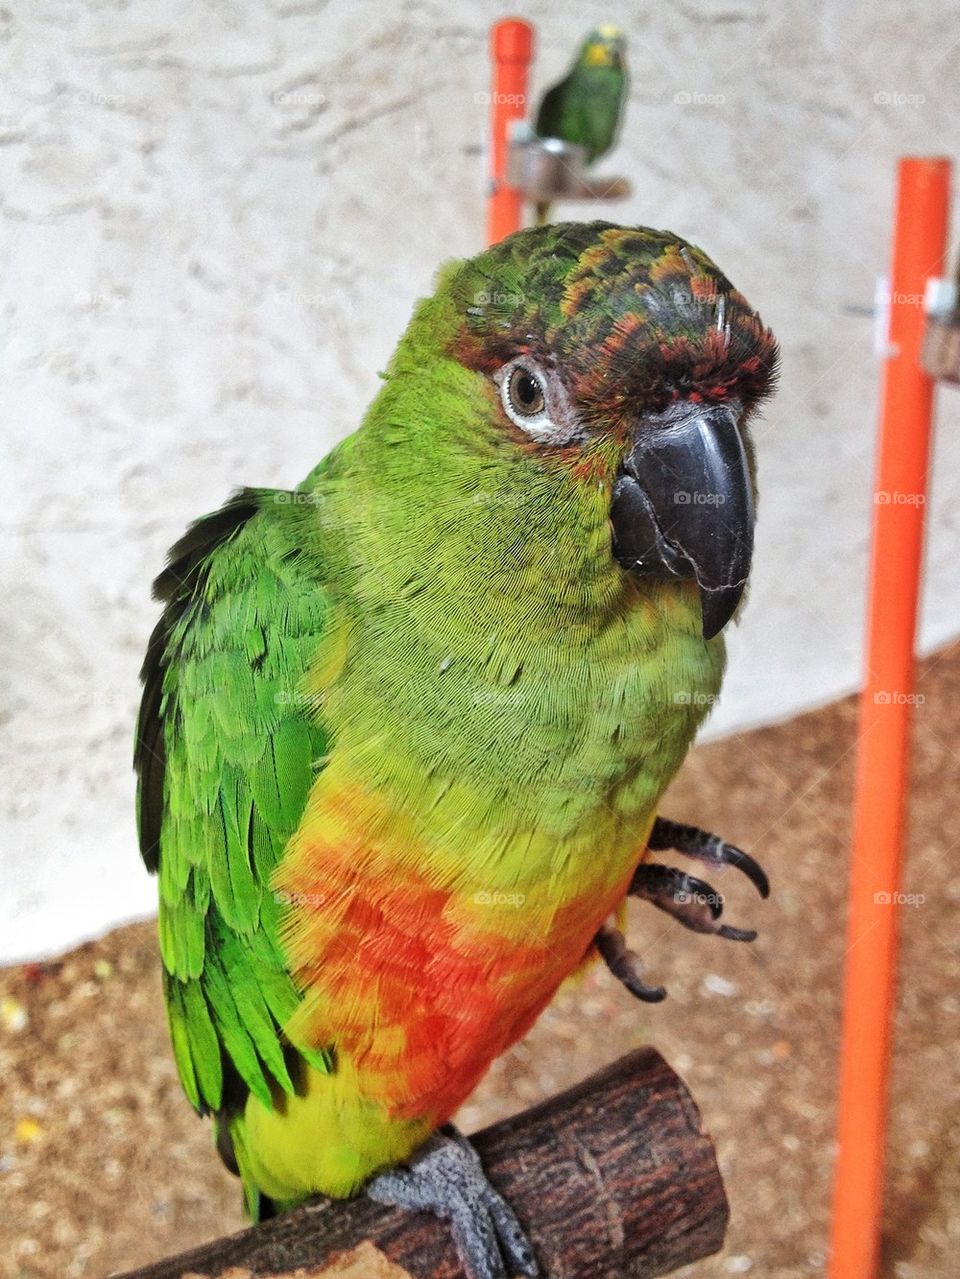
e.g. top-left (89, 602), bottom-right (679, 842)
top-left (3, 0), bottom-right (959, 960)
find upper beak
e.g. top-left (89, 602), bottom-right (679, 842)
top-left (609, 403), bottom-right (754, 640)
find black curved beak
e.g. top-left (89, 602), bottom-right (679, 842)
top-left (610, 403), bottom-right (754, 640)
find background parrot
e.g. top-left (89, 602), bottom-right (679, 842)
top-left (534, 25), bottom-right (629, 225)
top-left (135, 221), bottom-right (778, 1279)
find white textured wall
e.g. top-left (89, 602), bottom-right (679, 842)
top-left (3, 0), bottom-right (959, 961)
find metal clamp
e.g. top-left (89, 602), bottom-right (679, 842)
top-left (505, 120), bottom-right (630, 203)
top-left (922, 275), bottom-right (960, 384)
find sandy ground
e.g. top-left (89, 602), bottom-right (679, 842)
top-left (2, 645), bottom-right (958, 1279)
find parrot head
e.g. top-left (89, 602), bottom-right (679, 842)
top-left (426, 222), bottom-right (778, 641)
top-left (575, 24), bottom-right (626, 70)
top-left (579, 24), bottom-right (626, 71)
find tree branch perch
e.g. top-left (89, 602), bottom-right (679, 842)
top-left (115, 1048), bottom-right (728, 1279)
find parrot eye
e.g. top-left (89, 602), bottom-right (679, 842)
top-left (492, 356), bottom-right (583, 445)
top-left (497, 359), bottom-right (553, 436)
top-left (505, 366), bottom-right (546, 418)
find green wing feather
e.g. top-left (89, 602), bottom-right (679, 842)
top-left (535, 66), bottom-right (626, 164)
top-left (135, 488), bottom-right (332, 1119)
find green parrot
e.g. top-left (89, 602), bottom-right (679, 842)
top-left (534, 25), bottom-right (629, 225)
top-left (135, 221), bottom-right (778, 1279)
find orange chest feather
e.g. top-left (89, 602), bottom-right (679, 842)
top-left (273, 775), bottom-right (639, 1123)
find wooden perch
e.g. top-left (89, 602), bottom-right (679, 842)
top-left (116, 1048), bottom-right (727, 1279)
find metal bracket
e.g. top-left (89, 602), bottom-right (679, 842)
top-left (922, 275), bottom-right (960, 384)
top-left (505, 120), bottom-right (630, 203)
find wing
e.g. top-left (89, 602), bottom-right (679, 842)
top-left (535, 79), bottom-right (567, 140)
top-left (579, 71), bottom-right (626, 163)
top-left (537, 70), bottom-right (624, 163)
top-left (135, 487), bottom-right (332, 1118)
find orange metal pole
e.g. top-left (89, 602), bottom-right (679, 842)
top-left (487, 18), bottom-right (532, 247)
top-left (828, 156), bottom-right (951, 1279)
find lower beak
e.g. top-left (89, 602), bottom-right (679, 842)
top-left (610, 403), bottom-right (754, 640)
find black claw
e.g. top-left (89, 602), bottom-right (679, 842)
top-left (717, 924), bottom-right (758, 943)
top-left (595, 921), bottom-right (667, 1002)
top-left (648, 817), bottom-right (770, 899)
top-left (719, 845), bottom-right (769, 899)
top-left (630, 862), bottom-right (757, 942)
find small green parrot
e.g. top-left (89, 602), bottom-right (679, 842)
top-left (534, 25), bottom-right (629, 225)
top-left (135, 222), bottom-right (778, 1279)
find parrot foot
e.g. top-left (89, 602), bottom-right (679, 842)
top-left (629, 863), bottom-right (758, 942)
top-left (647, 817), bottom-right (770, 899)
top-left (366, 1125), bottom-right (539, 1279)
top-left (595, 916), bottom-right (666, 1002)
top-left (597, 826), bottom-right (767, 1002)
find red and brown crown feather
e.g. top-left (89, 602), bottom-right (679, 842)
top-left (449, 222), bottom-right (779, 426)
